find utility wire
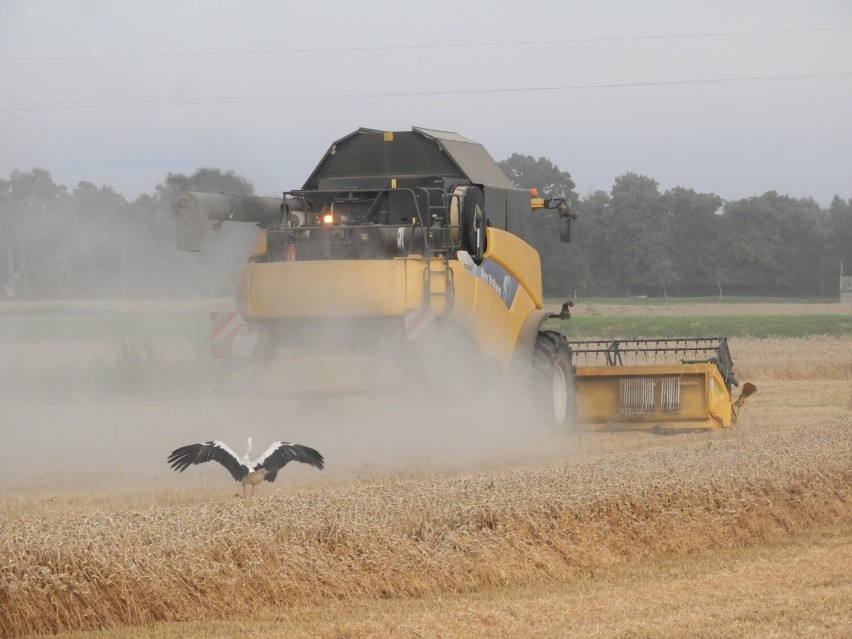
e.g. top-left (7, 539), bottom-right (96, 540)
top-left (1, 26), bottom-right (850, 63)
top-left (2, 71), bottom-right (850, 110)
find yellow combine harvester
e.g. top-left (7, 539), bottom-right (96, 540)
top-left (173, 127), bottom-right (753, 432)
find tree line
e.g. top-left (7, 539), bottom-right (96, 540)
top-left (499, 154), bottom-right (852, 298)
top-left (0, 167), bottom-right (257, 299)
top-left (1, 161), bottom-right (850, 300)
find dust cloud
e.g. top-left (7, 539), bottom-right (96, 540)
top-left (0, 183), bottom-right (572, 497)
top-left (0, 315), bottom-right (570, 494)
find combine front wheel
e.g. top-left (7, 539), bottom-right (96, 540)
top-left (534, 331), bottom-right (576, 429)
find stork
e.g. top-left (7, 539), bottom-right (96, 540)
top-left (167, 439), bottom-right (324, 498)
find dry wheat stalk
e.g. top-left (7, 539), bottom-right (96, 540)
top-left (1, 421), bottom-right (849, 637)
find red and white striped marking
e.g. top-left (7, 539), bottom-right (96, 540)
top-left (404, 307), bottom-right (436, 340)
top-left (210, 311), bottom-right (241, 357)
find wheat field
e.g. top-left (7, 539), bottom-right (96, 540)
top-left (0, 327), bottom-right (850, 638)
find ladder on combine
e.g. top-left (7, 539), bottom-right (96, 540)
top-left (422, 256), bottom-right (454, 312)
top-left (419, 193), bottom-right (459, 313)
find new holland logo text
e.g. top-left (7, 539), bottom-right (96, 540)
top-left (465, 258), bottom-right (519, 309)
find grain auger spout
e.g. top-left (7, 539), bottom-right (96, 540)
top-left (172, 191), bottom-right (308, 252)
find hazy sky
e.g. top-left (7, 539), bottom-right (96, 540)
top-left (1, 0), bottom-right (850, 206)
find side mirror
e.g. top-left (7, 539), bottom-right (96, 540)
top-left (544, 199), bottom-right (576, 243)
top-left (558, 206), bottom-right (572, 243)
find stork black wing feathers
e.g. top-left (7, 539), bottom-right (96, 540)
top-left (167, 440), bottom-right (324, 484)
top-left (258, 442), bottom-right (325, 482)
top-left (167, 441), bottom-right (248, 482)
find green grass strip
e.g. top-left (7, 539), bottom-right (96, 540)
top-left (544, 296), bottom-right (841, 306)
top-left (544, 315), bottom-right (852, 339)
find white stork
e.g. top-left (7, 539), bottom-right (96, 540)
top-left (167, 439), bottom-right (324, 498)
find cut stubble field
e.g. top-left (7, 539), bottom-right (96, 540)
top-left (0, 302), bottom-right (850, 638)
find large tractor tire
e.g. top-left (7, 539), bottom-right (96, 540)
top-left (533, 331), bottom-right (576, 429)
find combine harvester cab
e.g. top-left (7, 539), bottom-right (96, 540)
top-left (568, 337), bottom-right (756, 432)
top-left (172, 127), bottom-right (577, 426)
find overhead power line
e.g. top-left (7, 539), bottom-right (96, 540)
top-left (2, 71), bottom-right (850, 111)
top-left (1, 26), bottom-right (850, 63)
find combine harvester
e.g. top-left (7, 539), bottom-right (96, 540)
top-left (172, 127), bottom-right (754, 432)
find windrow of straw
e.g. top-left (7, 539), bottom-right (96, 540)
top-left (1, 421), bottom-right (850, 637)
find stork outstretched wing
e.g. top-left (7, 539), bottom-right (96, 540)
top-left (255, 442), bottom-right (325, 481)
top-left (167, 441), bottom-right (248, 482)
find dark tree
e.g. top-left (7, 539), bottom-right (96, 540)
top-left (497, 154), bottom-right (579, 295)
top-left (661, 187), bottom-right (723, 295)
top-left (827, 196), bottom-right (852, 287)
top-left (154, 167), bottom-right (255, 202)
top-left (0, 169), bottom-right (68, 298)
top-left (65, 181), bottom-right (132, 297)
top-left (569, 190), bottom-right (617, 295)
top-left (607, 173), bottom-right (673, 295)
top-left (497, 154), bottom-right (577, 203)
top-left (717, 192), bottom-right (831, 296)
